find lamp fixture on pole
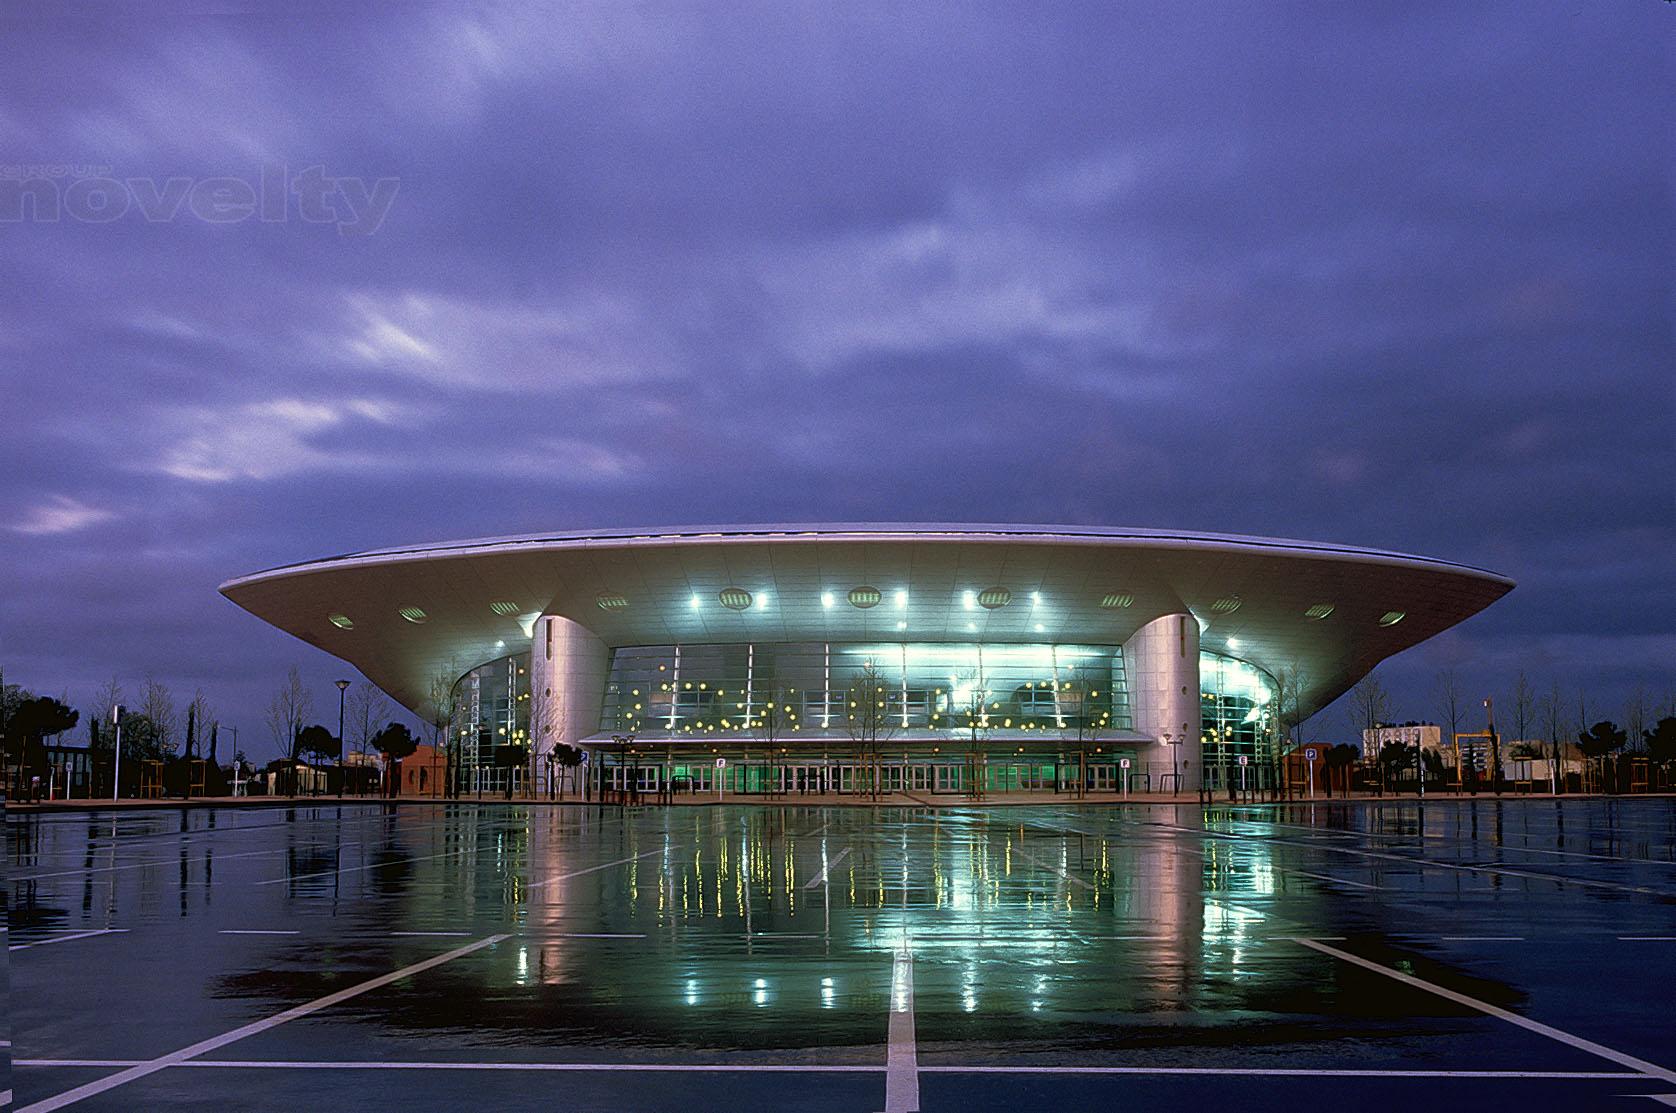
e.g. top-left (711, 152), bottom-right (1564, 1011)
top-left (335, 679), bottom-right (351, 796)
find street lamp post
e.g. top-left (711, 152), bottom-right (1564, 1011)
top-left (611, 733), bottom-right (634, 804)
top-left (335, 679), bottom-right (351, 797)
top-left (1223, 726), bottom-right (1235, 802)
top-left (111, 703), bottom-right (125, 802)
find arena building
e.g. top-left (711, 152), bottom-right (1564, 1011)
top-left (220, 525), bottom-right (1513, 797)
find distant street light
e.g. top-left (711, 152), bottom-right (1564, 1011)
top-left (335, 679), bottom-right (351, 797)
top-left (111, 703), bottom-right (125, 802)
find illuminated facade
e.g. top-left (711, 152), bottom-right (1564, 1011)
top-left (221, 524), bottom-right (1512, 794)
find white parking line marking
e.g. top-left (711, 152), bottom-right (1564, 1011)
top-left (525, 848), bottom-right (665, 891)
top-left (1289, 869), bottom-right (1378, 890)
top-left (804, 847), bottom-right (852, 889)
top-left (1089, 935), bottom-right (1172, 941)
top-left (14, 1059), bottom-right (882, 1073)
top-left (218, 930), bottom-right (300, 936)
top-left (1010, 847), bottom-right (1094, 891)
top-left (1293, 937), bottom-right (1676, 1085)
top-left (920, 1066), bottom-right (1644, 1078)
top-left (536, 933), bottom-right (649, 939)
top-left (1439, 936), bottom-right (1524, 942)
top-left (9, 929), bottom-right (128, 952)
top-left (389, 931), bottom-right (471, 937)
top-left (883, 941), bottom-right (919, 1113)
top-left (17, 934), bottom-right (511, 1113)
top-left (12, 844), bottom-right (353, 883)
top-left (1155, 821), bottom-right (1676, 898)
top-left (1621, 936), bottom-right (1676, 942)
top-left (253, 847), bottom-right (466, 886)
top-left (7, 1059), bottom-right (1650, 1080)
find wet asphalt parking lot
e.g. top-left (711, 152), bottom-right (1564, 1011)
top-left (7, 797), bottom-right (1676, 1112)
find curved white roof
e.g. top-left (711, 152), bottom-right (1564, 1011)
top-left (221, 524), bottom-right (1513, 721)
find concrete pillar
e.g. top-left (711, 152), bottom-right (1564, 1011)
top-left (529, 615), bottom-right (610, 779)
top-left (1124, 614), bottom-right (1202, 791)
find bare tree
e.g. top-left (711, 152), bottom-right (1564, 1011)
top-left (845, 659), bottom-right (899, 799)
top-left (426, 663), bottom-right (460, 798)
top-left (1625, 685), bottom-right (1649, 754)
top-left (342, 680), bottom-right (390, 795)
top-left (753, 685), bottom-right (795, 795)
top-left (1348, 673), bottom-right (1390, 792)
top-left (1575, 687), bottom-right (1593, 788)
top-left (184, 688), bottom-right (212, 760)
top-left (1510, 671), bottom-right (1535, 755)
top-left (91, 677), bottom-right (123, 754)
top-left (1063, 664), bottom-right (1109, 799)
top-left (1271, 660), bottom-right (1311, 799)
top-left (346, 680), bottom-right (391, 760)
top-left (265, 667), bottom-right (315, 789)
top-left (1542, 678), bottom-right (1567, 794)
top-left (952, 666), bottom-right (991, 801)
top-left (140, 675), bottom-right (179, 756)
top-left (1433, 668), bottom-right (1465, 789)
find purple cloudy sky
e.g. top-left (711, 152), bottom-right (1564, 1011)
top-left (5, 3), bottom-right (1672, 757)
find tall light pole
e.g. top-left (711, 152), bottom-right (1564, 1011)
top-left (111, 703), bottom-right (124, 801)
top-left (611, 732), bottom-right (634, 803)
top-left (335, 679), bottom-right (351, 797)
top-left (1484, 696), bottom-right (1500, 797)
top-left (1222, 724), bottom-right (1235, 802)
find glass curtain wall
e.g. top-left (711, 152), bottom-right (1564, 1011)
top-left (1199, 650), bottom-right (1278, 790)
top-left (449, 653), bottom-right (532, 791)
top-left (599, 642), bottom-right (1132, 740)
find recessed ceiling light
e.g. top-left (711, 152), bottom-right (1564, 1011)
top-left (896, 621), bottom-right (907, 631)
top-left (328, 613), bottom-right (354, 630)
top-left (848, 586), bottom-right (881, 609)
top-left (1100, 592), bottom-right (1134, 609)
top-left (821, 592), bottom-right (835, 609)
top-left (1379, 610), bottom-right (1406, 627)
top-left (895, 590), bottom-right (909, 609)
top-left (1304, 603), bottom-right (1335, 620)
top-left (718, 587), bottom-right (753, 611)
top-left (977, 587), bottom-right (1012, 610)
top-left (1209, 596), bottom-right (1242, 614)
top-left (489, 600), bottom-right (520, 616)
top-left (398, 606), bottom-right (428, 624)
top-left (596, 592), bottom-right (629, 610)
top-left (1226, 637), bottom-right (1241, 650)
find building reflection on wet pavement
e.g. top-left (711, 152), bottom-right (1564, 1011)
top-left (9, 799), bottom-right (1676, 1111)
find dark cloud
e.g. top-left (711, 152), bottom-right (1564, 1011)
top-left (5, 1), bottom-right (1672, 756)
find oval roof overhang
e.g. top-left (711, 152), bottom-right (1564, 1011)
top-left (220, 524), bottom-right (1513, 723)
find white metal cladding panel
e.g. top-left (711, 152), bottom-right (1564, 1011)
top-left (220, 527), bottom-right (1511, 720)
